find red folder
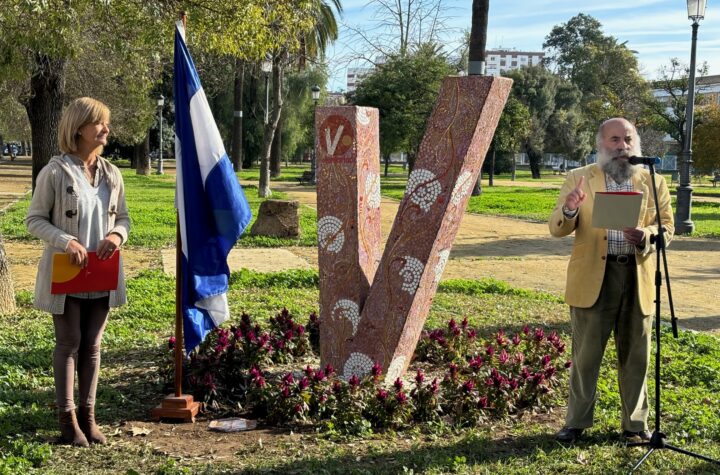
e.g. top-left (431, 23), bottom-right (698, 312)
top-left (51, 251), bottom-right (120, 294)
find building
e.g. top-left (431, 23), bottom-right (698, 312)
top-left (346, 67), bottom-right (375, 93)
top-left (485, 49), bottom-right (544, 77)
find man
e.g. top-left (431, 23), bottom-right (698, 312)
top-left (549, 118), bottom-right (674, 443)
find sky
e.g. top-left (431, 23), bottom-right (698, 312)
top-left (325, 0), bottom-right (720, 92)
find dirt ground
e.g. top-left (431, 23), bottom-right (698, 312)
top-left (3, 157), bottom-right (719, 335)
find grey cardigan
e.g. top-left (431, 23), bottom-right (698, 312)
top-left (26, 154), bottom-right (130, 314)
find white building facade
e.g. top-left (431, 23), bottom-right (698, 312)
top-left (485, 49), bottom-right (544, 76)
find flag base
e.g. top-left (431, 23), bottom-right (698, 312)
top-left (150, 394), bottom-right (201, 422)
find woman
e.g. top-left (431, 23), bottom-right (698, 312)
top-left (26, 97), bottom-right (130, 447)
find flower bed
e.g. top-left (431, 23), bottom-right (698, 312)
top-left (166, 311), bottom-right (570, 433)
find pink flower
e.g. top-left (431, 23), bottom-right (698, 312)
top-left (508, 378), bottom-right (519, 390)
top-left (281, 387), bottom-right (291, 398)
top-left (486, 345), bottom-right (495, 357)
top-left (534, 328), bottom-right (545, 341)
top-left (283, 373), bottom-right (295, 385)
top-left (555, 342), bottom-right (566, 354)
top-left (448, 318), bottom-right (458, 331)
top-left (564, 360), bottom-right (573, 369)
top-left (452, 327), bottom-right (462, 337)
top-left (520, 367), bottom-right (532, 380)
top-left (304, 365), bottom-right (315, 377)
top-left (496, 329), bottom-right (507, 346)
top-left (393, 378), bottom-right (404, 390)
top-left (314, 370), bottom-right (326, 382)
top-left (541, 355), bottom-right (551, 367)
top-left (545, 367), bottom-right (557, 378)
top-left (284, 329), bottom-right (294, 340)
top-left (294, 403), bottom-right (303, 414)
top-left (478, 396), bottom-right (489, 408)
top-left (448, 363), bottom-right (459, 380)
top-left (296, 325), bottom-right (306, 335)
top-left (349, 375), bottom-right (360, 387)
top-left (461, 317), bottom-right (469, 329)
top-left (430, 378), bottom-right (440, 394)
top-left (167, 336), bottom-right (176, 350)
top-left (254, 376), bottom-right (266, 387)
top-left (324, 364), bottom-right (335, 376)
top-left (249, 366), bottom-right (261, 378)
top-left (513, 352), bottom-right (525, 364)
top-left (532, 372), bottom-right (546, 386)
top-left (299, 377), bottom-right (310, 390)
top-left (332, 381), bottom-right (343, 393)
top-left (319, 394), bottom-right (328, 403)
top-left (462, 380), bottom-right (475, 393)
top-left (512, 334), bottom-right (521, 346)
top-left (499, 349), bottom-right (509, 364)
top-left (415, 370), bottom-right (425, 385)
top-left (467, 329), bottom-right (477, 341)
top-left (309, 312), bottom-right (318, 323)
top-left (395, 391), bottom-right (408, 405)
top-left (371, 362), bottom-right (383, 377)
top-left (376, 389), bottom-right (389, 401)
top-left (469, 356), bottom-right (484, 371)
top-left (522, 325), bottom-right (530, 335)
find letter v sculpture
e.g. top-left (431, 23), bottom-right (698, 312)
top-left (316, 76), bottom-right (512, 382)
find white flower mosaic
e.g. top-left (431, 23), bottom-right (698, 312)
top-left (317, 215), bottom-right (344, 253)
top-left (332, 299), bottom-right (361, 336)
top-left (405, 168), bottom-right (441, 212)
top-left (385, 355), bottom-right (407, 383)
top-left (365, 172), bottom-right (381, 209)
top-left (342, 352), bottom-right (374, 380)
top-left (356, 108), bottom-right (371, 126)
top-left (451, 171), bottom-right (473, 206)
top-left (433, 249), bottom-right (450, 284)
top-left (400, 256), bottom-right (424, 295)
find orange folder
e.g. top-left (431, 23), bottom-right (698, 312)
top-left (51, 251), bottom-right (120, 294)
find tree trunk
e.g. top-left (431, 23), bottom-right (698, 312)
top-left (406, 152), bottom-right (416, 174)
top-left (270, 113), bottom-right (283, 177)
top-left (528, 149), bottom-right (542, 179)
top-left (135, 132), bottom-right (151, 175)
top-left (471, 174), bottom-right (482, 196)
top-left (0, 134), bottom-right (4, 159)
top-left (384, 154), bottom-right (390, 177)
top-left (468, 0), bottom-right (489, 74)
top-left (24, 54), bottom-right (66, 191)
top-left (0, 233), bottom-right (16, 315)
top-left (259, 57), bottom-right (284, 198)
top-left (488, 147), bottom-right (495, 186)
top-left (231, 58), bottom-right (245, 171)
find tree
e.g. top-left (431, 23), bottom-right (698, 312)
top-left (543, 14), bottom-right (648, 129)
top-left (0, 233), bottom-right (15, 315)
top-left (0, 0), bottom-right (171, 188)
top-left (505, 65), bottom-right (560, 178)
top-left (349, 43), bottom-right (454, 171)
top-left (644, 58), bottom-right (709, 152)
top-left (692, 104), bottom-right (720, 174)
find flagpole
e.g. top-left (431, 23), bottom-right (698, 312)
top-left (174, 211), bottom-right (183, 397)
top-left (151, 10), bottom-right (200, 422)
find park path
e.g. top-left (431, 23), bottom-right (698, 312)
top-left (2, 157), bottom-right (719, 333)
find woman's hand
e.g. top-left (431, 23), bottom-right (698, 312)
top-left (66, 240), bottom-right (89, 268)
top-left (97, 233), bottom-right (122, 260)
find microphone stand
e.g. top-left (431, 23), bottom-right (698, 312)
top-left (627, 162), bottom-right (719, 471)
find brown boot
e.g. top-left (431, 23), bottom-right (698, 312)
top-left (58, 410), bottom-right (89, 447)
top-left (78, 406), bottom-right (106, 444)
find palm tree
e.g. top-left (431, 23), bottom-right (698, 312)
top-left (267, 0), bottom-right (343, 180)
top-left (470, 0), bottom-right (489, 195)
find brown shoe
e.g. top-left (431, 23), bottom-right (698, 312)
top-left (78, 406), bottom-right (107, 444)
top-left (58, 410), bottom-right (89, 447)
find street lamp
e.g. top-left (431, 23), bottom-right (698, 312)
top-left (156, 94), bottom-right (165, 175)
top-left (261, 55), bottom-right (273, 125)
top-left (311, 85), bottom-right (321, 184)
top-left (675, 0), bottom-right (706, 234)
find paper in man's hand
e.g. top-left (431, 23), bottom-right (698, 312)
top-left (592, 192), bottom-right (643, 230)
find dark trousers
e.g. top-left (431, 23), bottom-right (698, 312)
top-left (52, 296), bottom-right (110, 412)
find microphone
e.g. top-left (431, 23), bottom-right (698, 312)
top-left (628, 156), bottom-right (661, 166)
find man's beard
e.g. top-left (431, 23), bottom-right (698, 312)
top-left (597, 148), bottom-right (638, 183)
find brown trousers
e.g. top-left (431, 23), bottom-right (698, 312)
top-left (52, 296), bottom-right (110, 412)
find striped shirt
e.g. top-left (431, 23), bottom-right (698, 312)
top-left (605, 174), bottom-right (636, 255)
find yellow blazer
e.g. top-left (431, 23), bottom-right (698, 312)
top-left (549, 163), bottom-right (674, 314)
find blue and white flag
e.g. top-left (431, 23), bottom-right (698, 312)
top-left (174, 22), bottom-right (252, 351)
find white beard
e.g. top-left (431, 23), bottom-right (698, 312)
top-left (597, 148), bottom-right (639, 184)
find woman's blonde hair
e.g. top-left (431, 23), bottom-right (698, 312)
top-left (58, 97), bottom-right (110, 154)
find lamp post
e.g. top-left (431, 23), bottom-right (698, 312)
top-left (156, 94), bottom-right (165, 175)
top-left (675, 0), bottom-right (706, 234)
top-left (311, 84), bottom-right (320, 184)
top-left (261, 56), bottom-right (273, 125)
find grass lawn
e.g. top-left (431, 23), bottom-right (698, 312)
top-left (1, 162), bottom-right (719, 473)
top-left (1, 270), bottom-right (719, 474)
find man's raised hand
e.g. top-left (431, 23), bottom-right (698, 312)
top-left (564, 176), bottom-right (586, 211)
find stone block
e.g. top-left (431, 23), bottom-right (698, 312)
top-left (249, 199), bottom-right (300, 237)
